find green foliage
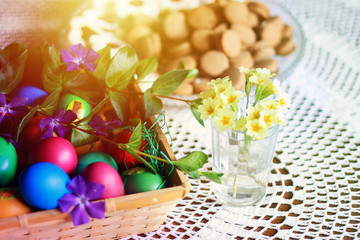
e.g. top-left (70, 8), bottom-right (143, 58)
top-left (136, 56), bottom-right (158, 81)
top-left (127, 120), bottom-right (142, 150)
top-left (71, 123), bottom-right (98, 147)
top-left (93, 46), bottom-right (111, 80)
top-left (14, 105), bottom-right (39, 142)
top-left (0, 44), bottom-right (28, 93)
top-left (189, 98), bottom-right (204, 127)
top-left (143, 89), bottom-right (163, 119)
top-left (105, 46), bottom-right (138, 90)
top-left (39, 89), bottom-right (61, 115)
top-left (109, 90), bottom-right (129, 123)
top-left (151, 69), bottom-right (189, 96)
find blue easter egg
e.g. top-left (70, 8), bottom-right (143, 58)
top-left (11, 86), bottom-right (48, 106)
top-left (18, 162), bottom-right (71, 210)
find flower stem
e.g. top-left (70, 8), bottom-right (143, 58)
top-left (153, 94), bottom-right (193, 104)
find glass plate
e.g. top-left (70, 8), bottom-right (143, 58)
top-left (258, 0), bottom-right (306, 80)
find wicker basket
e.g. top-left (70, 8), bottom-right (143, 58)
top-left (0, 115), bottom-right (190, 239)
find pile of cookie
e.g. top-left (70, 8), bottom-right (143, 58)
top-left (124, 0), bottom-right (296, 95)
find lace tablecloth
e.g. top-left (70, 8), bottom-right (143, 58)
top-left (123, 0), bottom-right (360, 239)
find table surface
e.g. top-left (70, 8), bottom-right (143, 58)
top-left (123, 0), bottom-right (360, 239)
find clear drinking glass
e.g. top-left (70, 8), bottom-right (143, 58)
top-left (211, 124), bottom-right (279, 206)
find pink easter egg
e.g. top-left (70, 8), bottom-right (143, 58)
top-left (81, 162), bottom-right (125, 199)
top-left (31, 137), bottom-right (77, 175)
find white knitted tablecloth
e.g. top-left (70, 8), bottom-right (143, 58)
top-left (122, 0), bottom-right (360, 239)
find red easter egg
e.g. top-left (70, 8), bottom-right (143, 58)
top-left (31, 137), bottom-right (77, 175)
top-left (105, 131), bottom-right (146, 170)
top-left (81, 162), bottom-right (124, 199)
top-left (21, 116), bottom-right (44, 151)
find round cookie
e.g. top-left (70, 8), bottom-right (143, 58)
top-left (187, 6), bottom-right (218, 29)
top-left (166, 41), bottom-right (193, 57)
top-left (231, 23), bottom-right (256, 46)
top-left (223, 1), bottom-right (249, 24)
top-left (163, 11), bottom-right (189, 41)
top-left (137, 32), bottom-right (162, 59)
top-left (260, 17), bottom-right (284, 47)
top-left (191, 29), bottom-right (213, 52)
top-left (193, 78), bottom-right (212, 93)
top-left (276, 37), bottom-right (296, 56)
top-left (127, 25), bottom-right (153, 45)
top-left (221, 67), bottom-right (246, 90)
top-left (282, 25), bottom-right (293, 39)
top-left (247, 1), bottom-right (270, 20)
top-left (214, 29), bottom-right (241, 58)
top-left (173, 82), bottom-right (194, 95)
top-left (255, 59), bottom-right (279, 73)
top-left (253, 46), bottom-right (276, 62)
top-left (230, 51), bottom-right (254, 68)
top-left (200, 50), bottom-right (229, 77)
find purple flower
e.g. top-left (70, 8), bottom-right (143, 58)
top-left (0, 92), bottom-right (27, 125)
top-left (40, 109), bottom-right (77, 140)
top-left (89, 115), bottom-right (122, 136)
top-left (58, 175), bottom-right (105, 226)
top-left (61, 44), bottom-right (100, 72)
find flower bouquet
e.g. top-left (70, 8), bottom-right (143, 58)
top-left (194, 67), bottom-right (290, 206)
top-left (0, 42), bottom-right (221, 238)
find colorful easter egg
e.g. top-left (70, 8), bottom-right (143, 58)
top-left (58, 93), bottom-right (92, 119)
top-left (105, 131), bottom-right (146, 170)
top-left (82, 162), bottom-right (124, 199)
top-left (20, 116), bottom-right (45, 151)
top-left (31, 137), bottom-right (77, 175)
top-left (0, 137), bottom-right (17, 187)
top-left (10, 85), bottom-right (48, 106)
top-left (0, 188), bottom-right (31, 218)
top-left (75, 151), bottom-right (118, 175)
top-left (122, 167), bottom-right (164, 194)
top-left (18, 162), bottom-right (71, 210)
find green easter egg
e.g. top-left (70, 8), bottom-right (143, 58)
top-left (58, 93), bottom-right (92, 119)
top-left (0, 137), bottom-right (18, 187)
top-left (76, 151), bottom-right (118, 175)
top-left (122, 167), bottom-right (164, 194)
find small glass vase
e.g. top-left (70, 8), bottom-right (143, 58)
top-left (211, 124), bottom-right (280, 206)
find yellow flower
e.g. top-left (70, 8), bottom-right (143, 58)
top-left (259, 109), bottom-right (277, 128)
top-left (279, 92), bottom-right (291, 110)
top-left (246, 104), bottom-right (264, 121)
top-left (221, 87), bottom-right (245, 106)
top-left (249, 68), bottom-right (274, 86)
top-left (209, 77), bottom-right (232, 94)
top-left (271, 79), bottom-right (282, 95)
top-left (275, 112), bottom-right (287, 126)
top-left (197, 98), bottom-right (220, 120)
top-left (212, 108), bottom-right (236, 132)
top-left (199, 87), bottom-right (216, 100)
top-left (234, 116), bottom-right (247, 131)
top-left (245, 119), bottom-right (268, 140)
top-left (238, 66), bottom-right (254, 77)
top-left (260, 99), bottom-right (281, 111)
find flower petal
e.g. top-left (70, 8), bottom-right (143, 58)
top-left (61, 49), bottom-right (75, 63)
top-left (0, 92), bottom-right (6, 106)
top-left (39, 117), bottom-right (53, 131)
top-left (85, 49), bottom-right (100, 62)
top-left (70, 44), bottom-right (87, 60)
top-left (66, 63), bottom-right (81, 72)
top-left (71, 204), bottom-right (90, 226)
top-left (53, 109), bottom-right (64, 119)
top-left (89, 115), bottom-right (105, 130)
top-left (40, 125), bottom-right (55, 140)
top-left (58, 193), bottom-right (79, 213)
top-left (67, 175), bottom-right (88, 196)
top-left (82, 63), bottom-right (97, 72)
top-left (9, 97), bottom-right (28, 108)
top-left (85, 201), bottom-right (105, 219)
top-left (58, 110), bottom-right (77, 123)
top-left (86, 181), bottom-right (105, 201)
top-left (54, 124), bottom-right (71, 138)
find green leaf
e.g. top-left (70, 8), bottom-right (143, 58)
top-left (0, 49), bottom-right (28, 94)
top-left (105, 46), bottom-right (138, 90)
top-left (127, 120), bottom-right (142, 150)
top-left (143, 88), bottom-right (163, 119)
top-left (173, 151), bottom-right (208, 172)
top-left (125, 147), bottom-right (157, 174)
top-left (71, 124), bottom-right (98, 147)
top-left (259, 88), bottom-right (273, 101)
top-left (93, 46), bottom-right (111, 80)
top-left (136, 56), bottom-right (158, 81)
top-left (39, 89), bottom-right (61, 115)
top-left (76, 96), bottom-right (109, 125)
top-left (187, 171), bottom-right (201, 179)
top-left (189, 98), bottom-right (204, 127)
top-left (198, 171), bottom-right (223, 184)
top-left (187, 68), bottom-right (199, 79)
top-left (151, 69), bottom-right (190, 96)
top-left (14, 105), bottom-right (39, 142)
top-left (2, 43), bottom-right (27, 61)
top-left (176, 61), bottom-right (185, 69)
top-left (109, 90), bottom-right (129, 122)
